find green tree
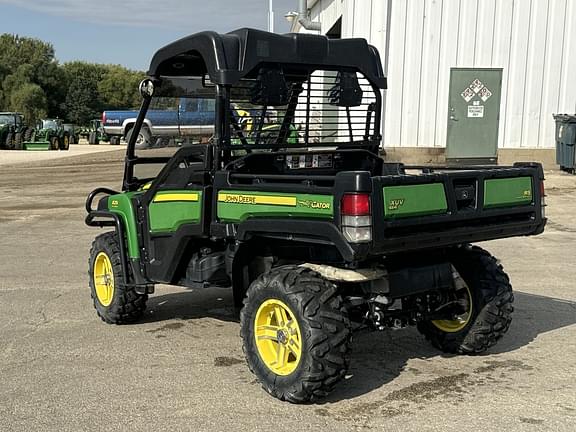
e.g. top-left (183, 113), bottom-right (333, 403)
top-left (0, 34), bottom-right (55, 74)
top-left (10, 83), bottom-right (47, 124)
top-left (64, 78), bottom-right (100, 125)
top-left (0, 33), bottom-right (145, 125)
top-left (98, 65), bottom-right (144, 110)
top-left (61, 61), bottom-right (106, 124)
top-left (0, 34), bottom-right (61, 120)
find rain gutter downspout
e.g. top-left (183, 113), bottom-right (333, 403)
top-left (298, 0), bottom-right (321, 31)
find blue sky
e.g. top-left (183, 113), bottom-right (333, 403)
top-left (0, 0), bottom-right (293, 71)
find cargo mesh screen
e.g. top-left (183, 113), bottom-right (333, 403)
top-left (226, 68), bottom-right (380, 150)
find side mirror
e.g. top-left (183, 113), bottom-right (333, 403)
top-left (139, 79), bottom-right (155, 98)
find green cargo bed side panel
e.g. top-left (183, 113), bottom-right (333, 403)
top-left (383, 183), bottom-right (448, 219)
top-left (484, 177), bottom-right (533, 208)
top-left (217, 190), bottom-right (333, 222)
top-left (148, 190), bottom-right (203, 233)
top-left (108, 192), bottom-right (140, 259)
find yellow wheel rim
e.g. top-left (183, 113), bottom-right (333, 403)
top-left (93, 252), bottom-right (115, 307)
top-left (254, 299), bottom-right (302, 376)
top-left (432, 285), bottom-right (473, 333)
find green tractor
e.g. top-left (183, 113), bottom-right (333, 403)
top-left (85, 29), bottom-right (546, 403)
top-left (24, 118), bottom-right (70, 151)
top-left (86, 119), bottom-right (113, 145)
top-left (0, 112), bottom-right (31, 150)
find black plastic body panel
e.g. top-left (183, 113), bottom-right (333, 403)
top-left (369, 165), bottom-right (546, 258)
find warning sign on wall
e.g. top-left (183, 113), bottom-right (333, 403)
top-left (467, 105), bottom-right (485, 118)
top-left (470, 79), bottom-right (484, 93)
top-left (461, 87), bottom-right (474, 102)
top-left (461, 79), bottom-right (493, 103)
top-left (478, 86), bottom-right (492, 102)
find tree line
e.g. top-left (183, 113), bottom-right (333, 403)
top-left (0, 34), bottom-right (145, 126)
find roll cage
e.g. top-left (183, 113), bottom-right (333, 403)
top-left (123, 28), bottom-right (388, 192)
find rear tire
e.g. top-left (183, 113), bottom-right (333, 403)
top-left (24, 128), bottom-right (34, 142)
top-left (5, 132), bottom-right (14, 149)
top-left (50, 136), bottom-right (60, 150)
top-left (417, 245), bottom-right (514, 354)
top-left (240, 265), bottom-right (351, 403)
top-left (89, 232), bottom-right (148, 324)
top-left (14, 132), bottom-right (23, 150)
top-left (60, 134), bottom-right (70, 150)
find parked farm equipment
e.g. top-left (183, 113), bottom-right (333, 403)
top-left (81, 119), bottom-right (116, 145)
top-left (24, 118), bottom-right (70, 151)
top-left (63, 123), bottom-right (79, 144)
top-left (0, 112), bottom-right (31, 150)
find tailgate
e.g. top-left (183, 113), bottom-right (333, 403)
top-left (371, 164), bottom-right (546, 254)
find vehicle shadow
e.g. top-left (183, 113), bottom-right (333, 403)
top-left (142, 286), bottom-right (239, 324)
top-left (325, 291), bottom-right (576, 402)
top-left (141, 289), bottom-right (576, 402)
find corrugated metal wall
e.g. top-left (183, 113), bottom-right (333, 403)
top-left (308, 0), bottom-right (576, 148)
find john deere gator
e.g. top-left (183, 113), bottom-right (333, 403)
top-left (85, 29), bottom-right (546, 403)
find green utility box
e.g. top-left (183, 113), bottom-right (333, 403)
top-left (553, 114), bottom-right (576, 173)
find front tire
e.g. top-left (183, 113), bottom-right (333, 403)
top-left (417, 245), bottom-right (514, 354)
top-left (88, 131), bottom-right (99, 145)
top-left (240, 265), bottom-right (351, 403)
top-left (50, 136), bottom-right (60, 150)
top-left (126, 127), bottom-right (151, 149)
top-left (89, 232), bottom-right (147, 324)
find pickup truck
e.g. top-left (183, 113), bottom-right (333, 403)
top-left (102, 97), bottom-right (215, 148)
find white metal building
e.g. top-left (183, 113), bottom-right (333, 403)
top-left (292, 0), bottom-right (576, 155)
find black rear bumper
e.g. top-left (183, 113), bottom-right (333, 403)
top-left (368, 216), bottom-right (545, 257)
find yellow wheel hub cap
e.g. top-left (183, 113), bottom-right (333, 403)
top-left (254, 299), bottom-right (302, 376)
top-left (94, 252), bottom-right (115, 307)
top-left (432, 285), bottom-right (472, 333)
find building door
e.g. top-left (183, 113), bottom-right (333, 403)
top-left (446, 68), bottom-right (502, 165)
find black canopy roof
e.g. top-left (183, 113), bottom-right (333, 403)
top-left (147, 28), bottom-right (387, 88)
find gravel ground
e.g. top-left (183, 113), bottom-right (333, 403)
top-left (0, 142), bottom-right (124, 167)
top-left (0, 149), bottom-right (574, 431)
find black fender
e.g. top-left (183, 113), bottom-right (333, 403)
top-left (236, 219), bottom-right (357, 262)
top-left (227, 218), bottom-right (361, 308)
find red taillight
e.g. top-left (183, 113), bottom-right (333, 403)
top-left (540, 180), bottom-right (546, 219)
top-left (341, 193), bottom-right (371, 216)
top-left (102, 112), bottom-right (106, 124)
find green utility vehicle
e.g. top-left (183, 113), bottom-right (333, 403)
top-left (86, 29), bottom-right (547, 403)
top-left (0, 112), bottom-right (31, 150)
top-left (25, 118), bottom-right (70, 150)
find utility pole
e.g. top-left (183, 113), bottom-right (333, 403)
top-left (268, 0), bottom-right (275, 33)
